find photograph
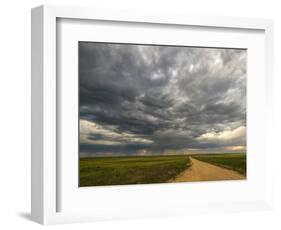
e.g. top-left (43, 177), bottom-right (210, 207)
top-left (78, 42), bottom-right (247, 187)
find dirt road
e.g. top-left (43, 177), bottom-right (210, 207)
top-left (171, 157), bottom-right (246, 182)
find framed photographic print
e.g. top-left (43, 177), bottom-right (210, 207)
top-left (31, 5), bottom-right (274, 225)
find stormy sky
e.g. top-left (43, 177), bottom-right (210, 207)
top-left (79, 42), bottom-right (246, 157)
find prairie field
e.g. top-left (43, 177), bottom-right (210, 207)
top-left (80, 155), bottom-right (191, 187)
top-left (79, 153), bottom-right (246, 187)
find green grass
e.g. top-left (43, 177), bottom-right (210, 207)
top-left (79, 155), bottom-right (191, 187)
top-left (192, 153), bottom-right (246, 175)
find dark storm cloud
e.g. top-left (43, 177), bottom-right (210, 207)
top-left (79, 42), bottom-right (246, 155)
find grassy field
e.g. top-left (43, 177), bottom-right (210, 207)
top-left (191, 153), bottom-right (246, 175)
top-left (79, 155), bottom-right (191, 187)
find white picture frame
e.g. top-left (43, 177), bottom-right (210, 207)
top-left (31, 5), bottom-right (274, 225)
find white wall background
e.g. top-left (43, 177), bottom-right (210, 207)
top-left (0, 0), bottom-right (280, 229)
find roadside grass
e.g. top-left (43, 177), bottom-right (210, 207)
top-left (80, 155), bottom-right (191, 187)
top-left (191, 153), bottom-right (246, 175)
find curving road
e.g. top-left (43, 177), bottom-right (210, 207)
top-left (171, 157), bottom-right (246, 182)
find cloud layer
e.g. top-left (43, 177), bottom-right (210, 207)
top-left (79, 42), bottom-right (246, 156)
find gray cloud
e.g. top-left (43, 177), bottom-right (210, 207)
top-left (79, 42), bottom-right (246, 156)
